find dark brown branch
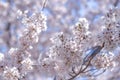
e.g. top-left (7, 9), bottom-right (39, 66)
top-left (5, 22), bottom-right (11, 48)
top-left (114, 0), bottom-right (119, 7)
top-left (68, 57), bottom-right (92, 80)
top-left (68, 43), bottom-right (105, 80)
top-left (41, 0), bottom-right (48, 11)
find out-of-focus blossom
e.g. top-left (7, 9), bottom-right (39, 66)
top-left (21, 58), bottom-right (33, 72)
top-left (3, 67), bottom-right (20, 80)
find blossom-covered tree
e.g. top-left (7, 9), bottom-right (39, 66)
top-left (0, 0), bottom-right (120, 80)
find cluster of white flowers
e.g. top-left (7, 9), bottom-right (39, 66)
top-left (21, 57), bottom-right (33, 72)
top-left (72, 18), bottom-right (94, 53)
top-left (96, 8), bottom-right (120, 51)
top-left (8, 48), bottom-right (18, 57)
top-left (20, 11), bottom-right (47, 49)
top-left (22, 11), bottom-right (47, 33)
top-left (92, 52), bottom-right (115, 69)
top-left (72, 18), bottom-right (89, 42)
top-left (3, 67), bottom-right (20, 80)
top-left (0, 10), bottom-right (47, 80)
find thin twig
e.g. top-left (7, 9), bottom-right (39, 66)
top-left (114, 0), bottom-right (119, 7)
top-left (68, 54), bottom-right (93, 80)
top-left (6, 23), bottom-right (11, 48)
top-left (68, 43), bottom-right (105, 80)
top-left (53, 76), bottom-right (57, 80)
top-left (83, 68), bottom-right (97, 73)
top-left (41, 0), bottom-right (48, 11)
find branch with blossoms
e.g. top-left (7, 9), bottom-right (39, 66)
top-left (38, 7), bottom-right (120, 80)
top-left (0, 0), bottom-right (47, 80)
top-left (0, 11), bottom-right (47, 80)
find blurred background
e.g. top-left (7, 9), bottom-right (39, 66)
top-left (0, 0), bottom-right (120, 80)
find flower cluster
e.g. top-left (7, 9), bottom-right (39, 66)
top-left (20, 11), bottom-right (47, 49)
top-left (3, 67), bottom-right (20, 80)
top-left (72, 18), bottom-right (89, 43)
top-left (92, 52), bottom-right (115, 69)
top-left (72, 18), bottom-right (94, 53)
top-left (21, 57), bottom-right (33, 72)
top-left (0, 11), bottom-right (47, 80)
top-left (96, 8), bottom-right (120, 51)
